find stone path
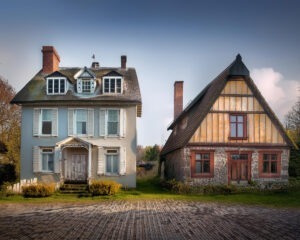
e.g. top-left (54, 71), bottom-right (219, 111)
top-left (0, 200), bottom-right (299, 240)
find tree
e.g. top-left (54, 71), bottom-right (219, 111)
top-left (0, 76), bottom-right (21, 181)
top-left (144, 145), bottom-right (160, 162)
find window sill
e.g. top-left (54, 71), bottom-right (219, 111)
top-left (259, 173), bottom-right (281, 178)
top-left (191, 174), bottom-right (214, 178)
top-left (40, 171), bottom-right (55, 174)
top-left (228, 137), bottom-right (248, 140)
top-left (34, 135), bottom-right (57, 138)
top-left (104, 173), bottom-right (120, 176)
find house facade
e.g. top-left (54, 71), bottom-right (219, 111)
top-left (11, 46), bottom-right (142, 188)
top-left (161, 55), bottom-right (294, 187)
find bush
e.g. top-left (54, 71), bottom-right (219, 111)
top-left (0, 163), bottom-right (17, 186)
top-left (161, 179), bottom-right (191, 194)
top-left (0, 182), bottom-right (15, 197)
top-left (22, 183), bottom-right (55, 198)
top-left (89, 180), bottom-right (121, 196)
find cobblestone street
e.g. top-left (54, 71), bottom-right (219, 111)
top-left (0, 200), bottom-right (299, 240)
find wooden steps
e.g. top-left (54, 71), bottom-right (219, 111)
top-left (60, 183), bottom-right (90, 196)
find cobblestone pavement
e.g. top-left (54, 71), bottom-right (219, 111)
top-left (0, 200), bottom-right (299, 240)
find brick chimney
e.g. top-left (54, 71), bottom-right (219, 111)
top-left (91, 62), bottom-right (100, 69)
top-left (174, 81), bottom-right (184, 119)
top-left (42, 46), bottom-right (60, 74)
top-left (121, 55), bottom-right (127, 69)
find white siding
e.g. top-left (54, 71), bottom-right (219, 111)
top-left (97, 147), bottom-right (105, 175)
top-left (32, 146), bottom-right (40, 172)
top-left (119, 147), bottom-right (126, 175)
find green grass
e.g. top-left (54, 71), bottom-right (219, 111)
top-left (1, 177), bottom-right (300, 208)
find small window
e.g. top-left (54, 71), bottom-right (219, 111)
top-left (106, 149), bottom-right (119, 174)
top-left (82, 80), bottom-right (91, 93)
top-left (191, 151), bottom-right (214, 178)
top-left (76, 109), bottom-right (88, 135)
top-left (42, 109), bottom-right (52, 135)
top-left (41, 148), bottom-right (54, 172)
top-left (229, 114), bottom-right (247, 139)
top-left (259, 152), bottom-right (281, 177)
top-left (103, 77), bottom-right (123, 94)
top-left (47, 78), bottom-right (66, 95)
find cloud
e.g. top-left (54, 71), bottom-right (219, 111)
top-left (251, 68), bottom-right (299, 122)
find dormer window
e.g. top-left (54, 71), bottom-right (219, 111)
top-left (75, 67), bottom-right (96, 94)
top-left (82, 80), bottom-right (92, 93)
top-left (47, 78), bottom-right (67, 95)
top-left (103, 77), bottom-right (123, 94)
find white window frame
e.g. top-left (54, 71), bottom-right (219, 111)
top-left (34, 108), bottom-right (58, 137)
top-left (74, 109), bottom-right (88, 136)
top-left (46, 77), bottom-right (67, 95)
top-left (105, 148), bottom-right (119, 175)
top-left (41, 109), bottom-right (52, 135)
top-left (41, 148), bottom-right (54, 172)
top-left (99, 108), bottom-right (125, 137)
top-left (103, 77), bottom-right (123, 94)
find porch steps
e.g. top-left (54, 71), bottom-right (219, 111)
top-left (59, 183), bottom-right (90, 195)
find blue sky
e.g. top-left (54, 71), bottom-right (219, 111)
top-left (0, 0), bottom-right (299, 146)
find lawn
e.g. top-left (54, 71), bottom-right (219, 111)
top-left (1, 177), bottom-right (300, 208)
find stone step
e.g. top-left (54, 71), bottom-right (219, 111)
top-left (60, 184), bottom-right (89, 195)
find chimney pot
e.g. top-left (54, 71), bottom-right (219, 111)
top-left (42, 46), bottom-right (60, 74)
top-left (121, 55), bottom-right (127, 69)
top-left (174, 81), bottom-right (184, 119)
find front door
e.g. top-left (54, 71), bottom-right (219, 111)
top-left (65, 155), bottom-right (87, 181)
top-left (229, 153), bottom-right (250, 183)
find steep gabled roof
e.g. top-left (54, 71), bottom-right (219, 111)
top-left (161, 55), bottom-right (295, 155)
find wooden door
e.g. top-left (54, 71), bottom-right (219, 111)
top-left (65, 155), bottom-right (87, 181)
top-left (229, 153), bottom-right (249, 182)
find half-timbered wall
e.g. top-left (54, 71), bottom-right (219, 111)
top-left (189, 78), bottom-right (286, 145)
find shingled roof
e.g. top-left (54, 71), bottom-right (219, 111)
top-left (161, 55), bottom-right (295, 155)
top-left (11, 67), bottom-right (142, 116)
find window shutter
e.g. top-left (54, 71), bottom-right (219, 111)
top-left (97, 147), bottom-right (105, 175)
top-left (99, 109), bottom-right (106, 137)
top-left (33, 108), bottom-right (40, 136)
top-left (77, 79), bottom-right (82, 93)
top-left (52, 109), bottom-right (58, 136)
top-left (33, 146), bottom-right (40, 172)
top-left (54, 147), bottom-right (60, 173)
top-left (88, 109), bottom-right (94, 137)
top-left (68, 109), bottom-right (74, 136)
top-left (90, 80), bottom-right (96, 93)
top-left (120, 109), bottom-right (126, 137)
top-left (119, 147), bottom-right (126, 175)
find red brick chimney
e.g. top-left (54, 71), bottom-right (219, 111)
top-left (42, 46), bottom-right (60, 74)
top-left (174, 81), bottom-right (184, 119)
top-left (121, 55), bottom-right (127, 69)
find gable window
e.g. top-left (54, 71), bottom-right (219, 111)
top-left (82, 80), bottom-right (91, 93)
top-left (106, 149), bottom-right (119, 174)
top-left (41, 148), bottom-right (54, 172)
top-left (47, 78), bottom-right (66, 95)
top-left (33, 108), bottom-right (58, 136)
top-left (229, 114), bottom-right (247, 139)
top-left (99, 109), bottom-right (126, 137)
top-left (76, 109), bottom-right (88, 135)
top-left (191, 151), bottom-right (214, 178)
top-left (103, 77), bottom-right (123, 94)
top-left (259, 152), bottom-right (281, 177)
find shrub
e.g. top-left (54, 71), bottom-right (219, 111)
top-left (161, 179), bottom-right (191, 194)
top-left (22, 183), bottom-right (55, 198)
top-left (0, 163), bottom-right (17, 186)
top-left (89, 180), bottom-right (121, 196)
top-left (0, 182), bottom-right (15, 197)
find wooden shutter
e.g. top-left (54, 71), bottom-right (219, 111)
top-left (54, 146), bottom-right (60, 173)
top-left (120, 108), bottom-right (126, 137)
top-left (33, 108), bottom-right (40, 136)
top-left (88, 109), bottom-right (94, 137)
top-left (97, 147), bottom-right (105, 175)
top-left (68, 109), bottom-right (74, 136)
top-left (52, 109), bottom-right (58, 136)
top-left (32, 146), bottom-right (40, 172)
top-left (99, 109), bottom-right (106, 137)
top-left (119, 147), bottom-right (126, 175)
top-left (90, 80), bottom-right (96, 93)
top-left (77, 79), bottom-right (82, 93)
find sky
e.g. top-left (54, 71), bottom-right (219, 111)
top-left (0, 0), bottom-right (299, 146)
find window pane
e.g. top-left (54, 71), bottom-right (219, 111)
top-left (237, 116), bottom-right (244, 122)
top-left (42, 109), bottom-right (52, 121)
top-left (195, 161), bottom-right (201, 173)
top-left (271, 162), bottom-right (277, 173)
top-left (104, 79), bottom-right (109, 93)
top-left (195, 154), bottom-right (201, 160)
top-left (107, 110), bottom-right (119, 135)
top-left (240, 154), bottom-right (248, 160)
top-left (54, 79), bottom-right (59, 93)
top-left (230, 123), bottom-right (236, 137)
top-left (48, 154), bottom-right (54, 171)
top-left (108, 122), bottom-right (118, 135)
top-left (82, 80), bottom-right (91, 93)
top-left (230, 116), bottom-right (236, 122)
top-left (110, 79), bottom-right (115, 93)
top-left (42, 121), bottom-right (52, 134)
top-left (263, 161), bottom-right (269, 173)
top-left (76, 110), bottom-right (87, 121)
top-left (42, 151), bottom-right (54, 171)
top-left (77, 122), bottom-right (86, 134)
top-left (271, 154), bottom-right (277, 161)
top-left (42, 154), bottom-right (48, 171)
top-left (60, 79), bottom-right (65, 93)
top-left (48, 80), bottom-right (53, 93)
top-left (116, 79), bottom-right (121, 93)
top-left (203, 154), bottom-right (209, 160)
top-left (106, 156), bottom-right (112, 173)
top-left (263, 154), bottom-right (269, 161)
top-left (108, 110), bottom-right (118, 121)
top-left (112, 155), bottom-right (119, 173)
top-left (237, 123), bottom-right (244, 137)
top-left (203, 160), bottom-right (210, 173)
